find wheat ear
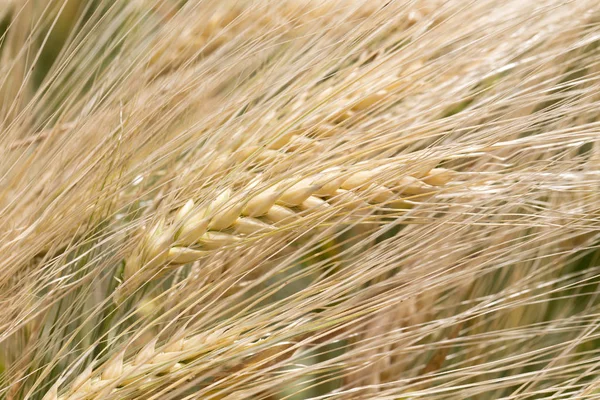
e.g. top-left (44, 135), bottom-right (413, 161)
top-left (115, 164), bottom-right (453, 302)
top-left (51, 323), bottom-right (309, 400)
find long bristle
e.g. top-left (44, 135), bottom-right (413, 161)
top-left (1, 1), bottom-right (600, 399)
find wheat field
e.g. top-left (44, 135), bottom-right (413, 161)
top-left (1, 0), bottom-right (600, 399)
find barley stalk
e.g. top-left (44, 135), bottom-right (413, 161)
top-left (116, 163), bottom-right (454, 302)
top-left (49, 324), bottom-right (307, 400)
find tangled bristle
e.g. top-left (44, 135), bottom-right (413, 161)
top-left (1, 0), bottom-right (600, 399)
